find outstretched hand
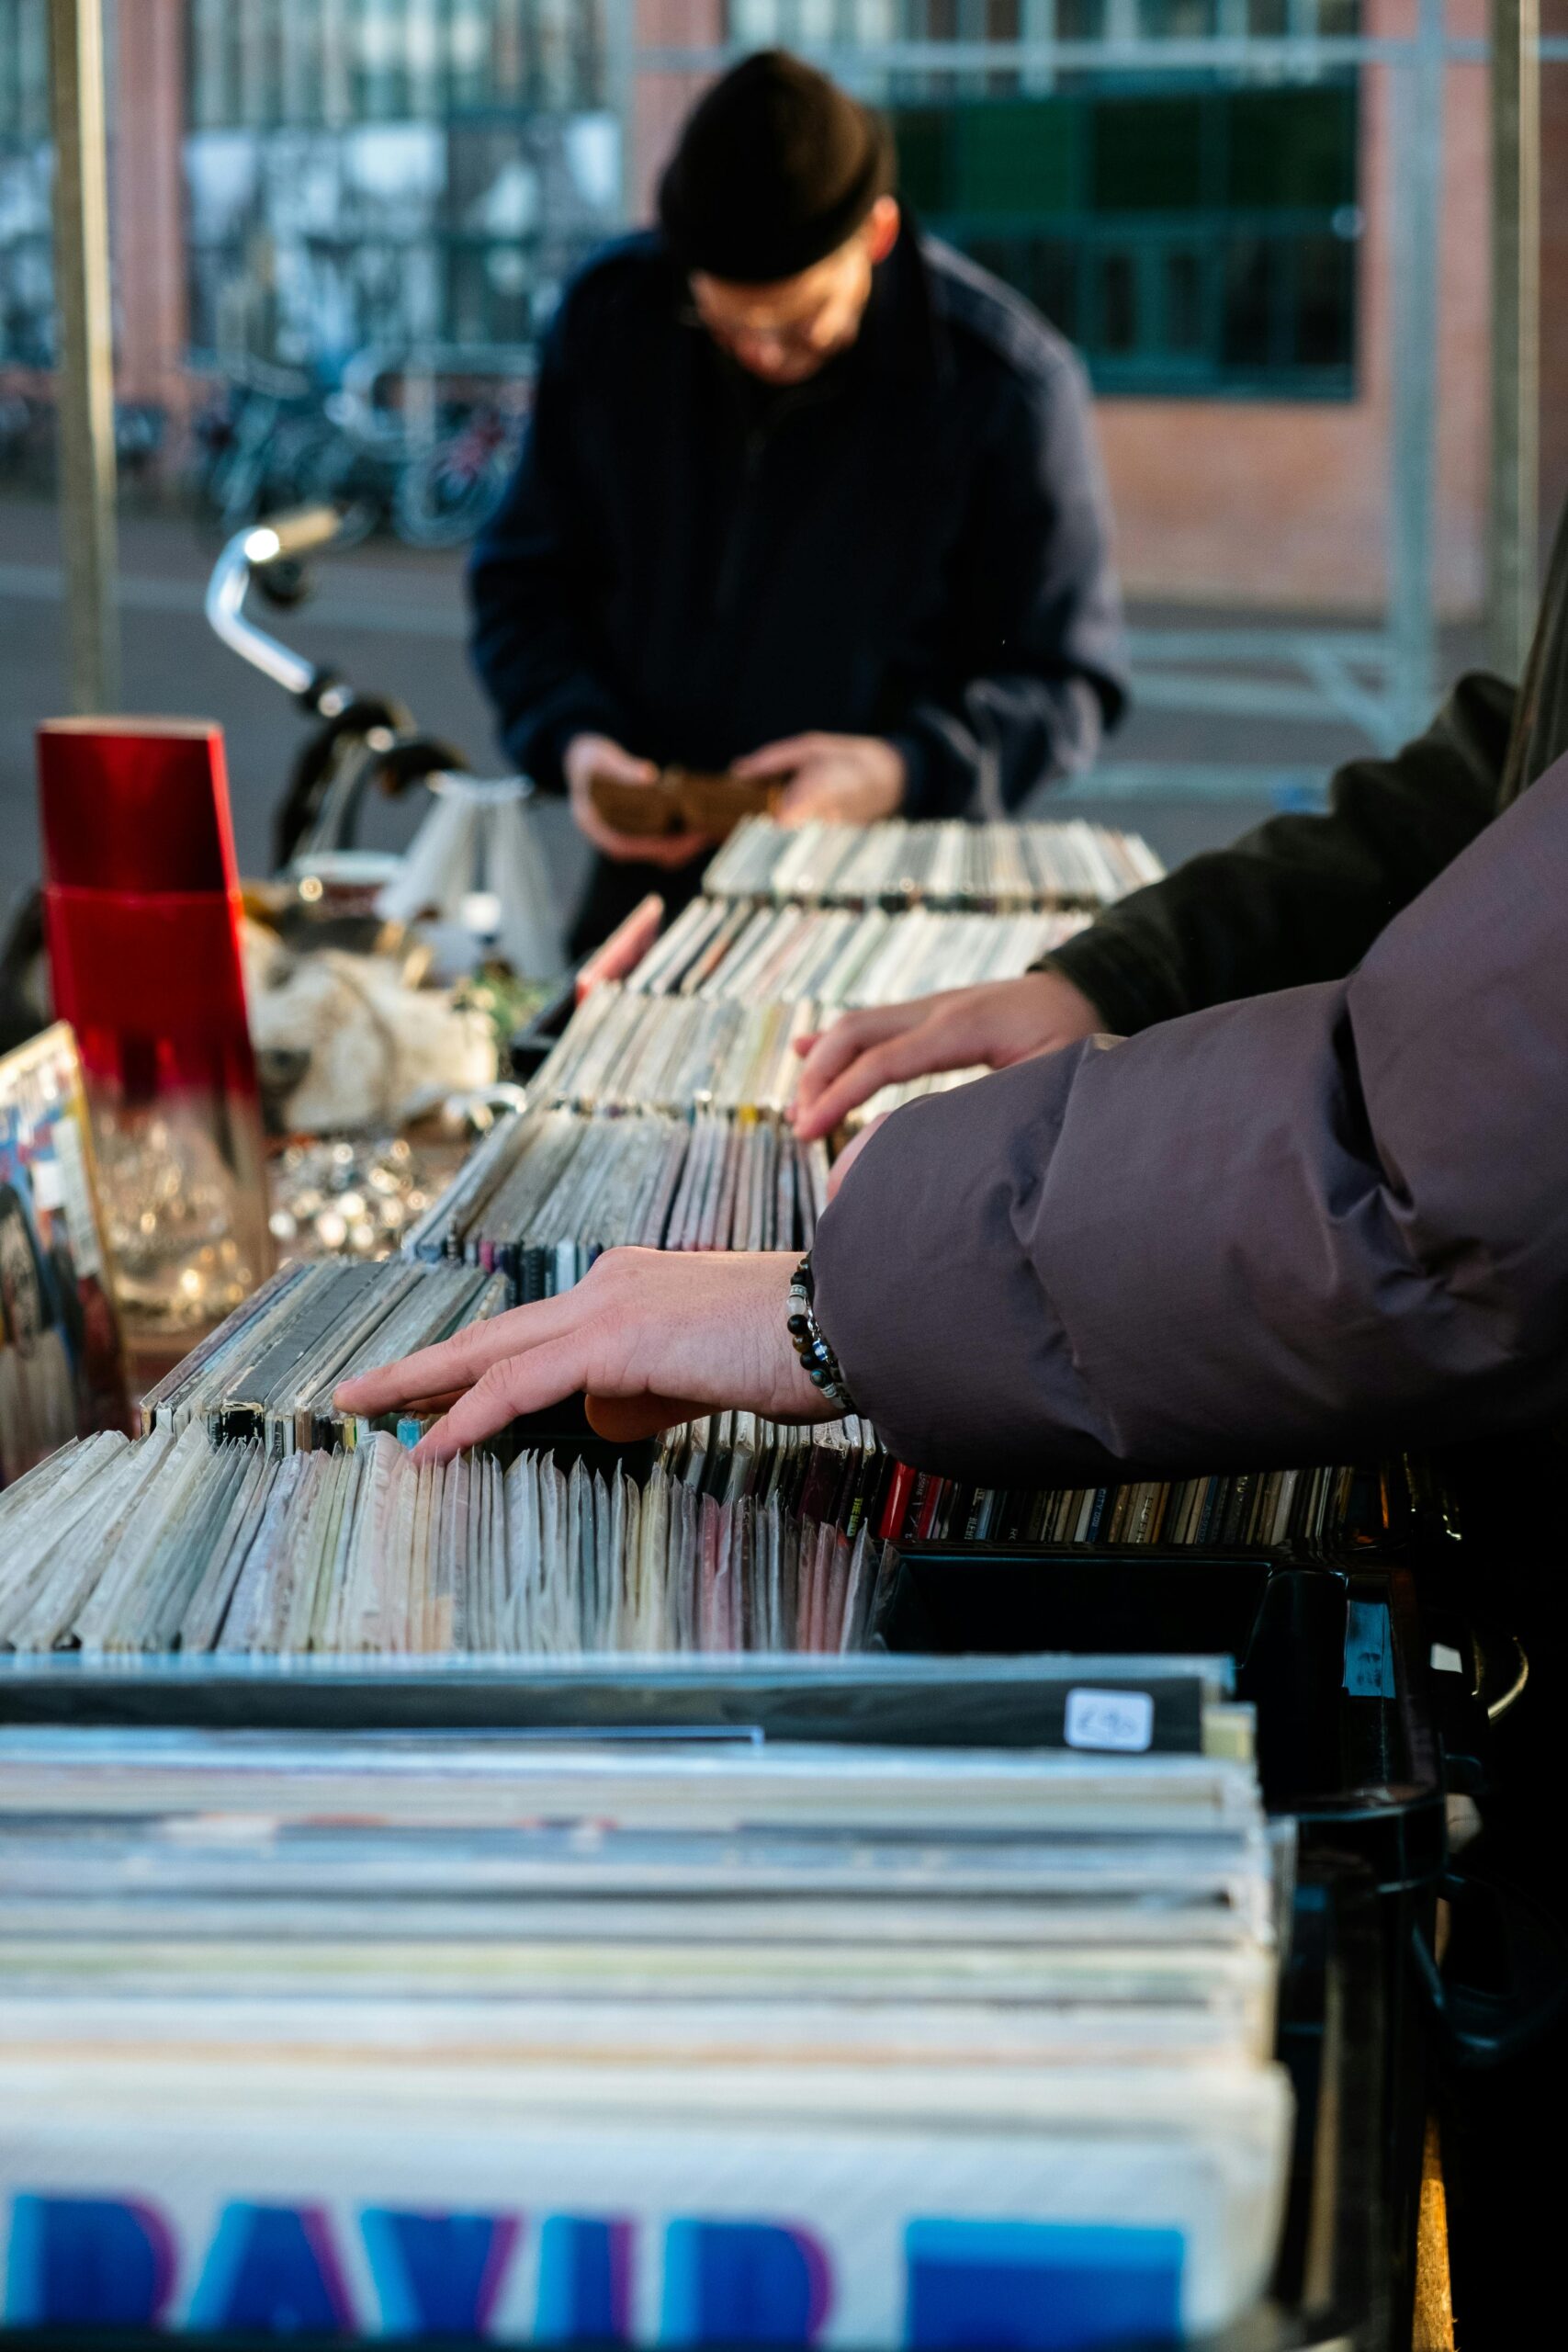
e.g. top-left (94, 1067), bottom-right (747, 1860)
top-left (333, 1249), bottom-right (833, 1464)
top-left (791, 970), bottom-right (1103, 1141)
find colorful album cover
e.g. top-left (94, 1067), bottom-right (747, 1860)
top-left (0, 1022), bottom-right (129, 1488)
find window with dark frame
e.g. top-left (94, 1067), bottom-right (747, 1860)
top-left (891, 80), bottom-right (1360, 401)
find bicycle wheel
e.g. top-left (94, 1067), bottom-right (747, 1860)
top-left (293, 430), bottom-right (385, 549)
top-left (393, 438), bottom-right (511, 549)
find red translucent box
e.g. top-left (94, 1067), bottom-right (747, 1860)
top-left (38, 718), bottom-right (273, 1336)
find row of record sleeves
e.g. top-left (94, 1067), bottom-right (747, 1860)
top-left (0, 1230), bottom-right (1386, 1664)
top-left (519, 902), bottom-right (1085, 1120)
top-left (0, 1383), bottom-right (892, 1661)
top-left (625, 900), bottom-right (1089, 1005)
top-left (703, 815), bottom-right (1164, 909)
top-left (0, 810), bottom-right (1392, 1673)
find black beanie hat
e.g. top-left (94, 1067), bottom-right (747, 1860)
top-left (659, 50), bottom-right (895, 285)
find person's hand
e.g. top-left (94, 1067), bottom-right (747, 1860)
top-left (563, 732), bottom-right (711, 868)
top-left (731, 732), bottom-right (906, 826)
top-left (333, 1249), bottom-right (831, 1464)
top-left (792, 969), bottom-right (1102, 1142)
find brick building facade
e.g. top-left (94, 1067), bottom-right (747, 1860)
top-left (2, 0), bottom-right (1564, 617)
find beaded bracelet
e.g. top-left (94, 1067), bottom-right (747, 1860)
top-left (786, 1255), bottom-right (857, 1415)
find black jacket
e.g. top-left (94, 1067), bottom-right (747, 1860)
top-left (468, 227), bottom-right (1127, 820)
top-left (1049, 502), bottom-right (1568, 1034)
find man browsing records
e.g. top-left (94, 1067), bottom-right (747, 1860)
top-left (468, 48), bottom-right (1126, 956)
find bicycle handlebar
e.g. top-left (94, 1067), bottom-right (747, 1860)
top-left (247, 503), bottom-right (344, 562)
top-left (205, 508), bottom-right (344, 703)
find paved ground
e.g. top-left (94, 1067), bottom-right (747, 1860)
top-left (0, 494), bottom-right (1477, 931)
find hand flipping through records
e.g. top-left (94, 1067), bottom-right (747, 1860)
top-left (791, 969), bottom-right (1103, 1141)
top-left (333, 1250), bottom-right (836, 1462)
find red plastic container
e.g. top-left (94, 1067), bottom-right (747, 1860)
top-left (38, 719), bottom-right (273, 1337)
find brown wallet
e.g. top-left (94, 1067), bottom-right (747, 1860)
top-left (588, 766), bottom-right (781, 841)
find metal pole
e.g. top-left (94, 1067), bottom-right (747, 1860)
top-left (605, 0), bottom-right (637, 226)
top-left (1386, 0), bottom-right (1443, 741)
top-left (47, 0), bottom-right (120, 715)
top-left (1486, 0), bottom-right (1540, 680)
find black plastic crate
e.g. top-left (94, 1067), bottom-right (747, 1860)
top-left (876, 1541), bottom-right (1444, 2352)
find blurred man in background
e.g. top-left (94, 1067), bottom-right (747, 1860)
top-left (469, 49), bottom-right (1126, 955)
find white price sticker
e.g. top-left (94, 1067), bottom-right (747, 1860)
top-left (1064, 1687), bottom-right (1156, 1754)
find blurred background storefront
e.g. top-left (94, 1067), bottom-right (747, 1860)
top-left (3, 1), bottom-right (1563, 609)
top-left (0, 2), bottom-right (1562, 891)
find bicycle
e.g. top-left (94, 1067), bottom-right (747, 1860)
top-left (187, 359), bottom-right (340, 541)
top-left (394, 397), bottom-right (521, 549)
top-left (205, 503), bottom-right (561, 981)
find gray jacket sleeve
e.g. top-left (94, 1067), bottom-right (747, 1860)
top-left (812, 749), bottom-right (1568, 1486)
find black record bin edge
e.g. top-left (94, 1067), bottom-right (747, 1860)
top-left (0, 1650), bottom-right (1217, 1754)
top-left (885, 1538), bottom-right (1447, 1894)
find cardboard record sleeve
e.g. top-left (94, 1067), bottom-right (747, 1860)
top-left (590, 767), bottom-right (780, 841)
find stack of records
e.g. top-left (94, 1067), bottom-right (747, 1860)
top-left (407, 1107), bottom-right (828, 1293)
top-left (0, 1716), bottom-right (1292, 2346)
top-left (0, 1410), bottom-right (892, 1660)
top-left (704, 816), bottom-right (1164, 910)
top-left (525, 988), bottom-right (818, 1118)
top-left (624, 901), bottom-right (1089, 1004)
top-left (136, 1255), bottom-right (509, 1449)
top-left (0, 1340), bottom-right (1386, 1665)
top-left (523, 888), bottom-right (1084, 1121)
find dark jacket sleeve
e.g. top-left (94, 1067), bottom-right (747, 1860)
top-left (813, 750), bottom-right (1568, 1486)
top-left (896, 349), bottom-right (1128, 819)
top-left (467, 299), bottom-right (628, 793)
top-left (1045, 670), bottom-right (1516, 1034)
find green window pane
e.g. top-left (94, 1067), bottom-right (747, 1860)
top-left (1225, 85), bottom-right (1357, 209)
top-left (1098, 251), bottom-right (1138, 353)
top-left (1138, 0), bottom-right (1218, 34)
top-left (1091, 97), bottom-right (1206, 212)
top-left (1163, 249), bottom-right (1204, 353)
top-left (889, 108), bottom-right (953, 216)
top-left (1220, 234), bottom-right (1275, 368)
top-left (952, 100), bottom-right (1081, 215)
top-left (1293, 231), bottom-right (1355, 365)
top-left (1031, 240), bottom-right (1080, 341)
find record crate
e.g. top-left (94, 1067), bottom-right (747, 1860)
top-left (0, 1495), bottom-right (1474, 2352)
top-left (0, 1398), bottom-right (1500, 2352)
